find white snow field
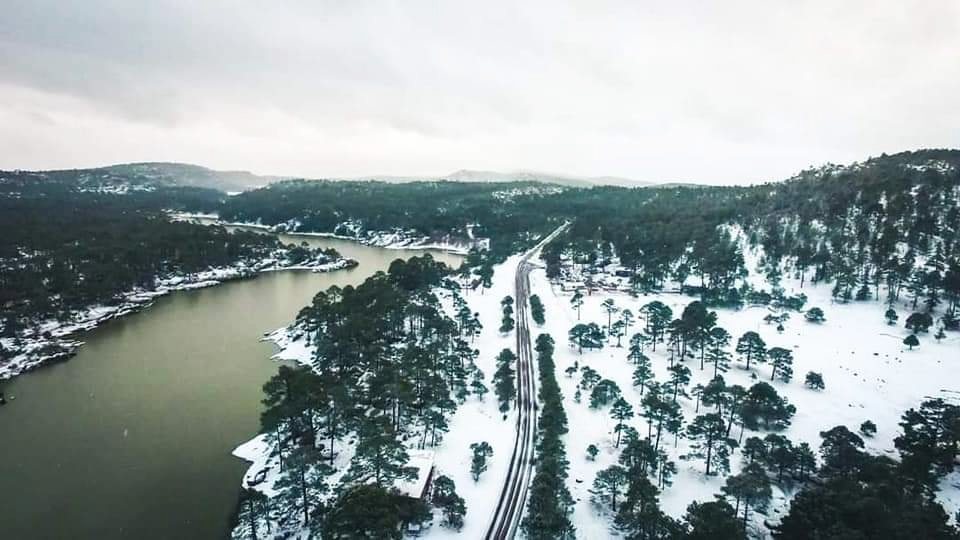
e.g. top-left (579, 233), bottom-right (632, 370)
top-left (527, 255), bottom-right (960, 537)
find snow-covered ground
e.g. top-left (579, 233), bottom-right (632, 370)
top-left (528, 256), bottom-right (960, 537)
top-left (0, 254), bottom-right (355, 381)
top-left (418, 255), bottom-right (523, 539)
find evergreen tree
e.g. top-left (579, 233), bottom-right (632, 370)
top-left (681, 300), bottom-right (718, 368)
top-left (686, 413), bottom-right (733, 475)
top-left (579, 366), bottom-right (601, 389)
top-left (610, 397), bottom-right (635, 447)
top-left (642, 301), bottom-right (673, 351)
top-left (591, 465), bottom-right (630, 512)
top-left (234, 488), bottom-right (270, 540)
top-left (628, 332), bottom-right (649, 361)
top-left (500, 295), bottom-right (515, 333)
top-left (935, 327), bottom-right (946, 341)
top-left (610, 319), bottom-right (626, 347)
top-left (493, 348), bottom-right (517, 413)
top-left (470, 369), bottom-right (488, 401)
top-left (707, 327), bottom-right (733, 377)
top-left (740, 382), bottom-right (796, 431)
top-left (804, 307), bottom-right (825, 323)
top-left (569, 322), bottom-right (604, 352)
top-left (683, 499), bottom-right (745, 540)
top-left (903, 334), bottom-right (920, 350)
top-left (793, 442), bottom-right (816, 482)
top-left (431, 475), bottom-right (466, 530)
top-left (818, 425), bottom-right (866, 477)
top-left (701, 376), bottom-right (728, 416)
top-left (885, 307), bottom-right (899, 325)
top-left (766, 347), bottom-right (794, 383)
top-left (529, 294), bottom-right (546, 325)
top-left (667, 363), bottom-right (692, 402)
top-left (587, 444), bottom-right (599, 461)
top-left (894, 399), bottom-right (960, 492)
top-left (621, 309), bottom-right (635, 337)
top-left (590, 379), bottom-right (622, 408)
top-left (692, 383), bottom-right (705, 413)
top-left (273, 444), bottom-right (332, 528)
top-left (345, 415), bottom-right (414, 488)
top-left (469, 441), bottom-right (493, 481)
top-left (602, 298), bottom-right (619, 334)
top-left (613, 475), bottom-right (680, 539)
top-left (735, 331), bottom-right (767, 370)
top-left (571, 289), bottom-right (584, 320)
top-left (741, 437), bottom-right (768, 466)
top-left (763, 433), bottom-right (796, 482)
top-left (906, 312), bottom-right (933, 333)
top-left (722, 463), bottom-right (771, 533)
top-left (642, 387), bottom-right (683, 451)
top-left (323, 485), bottom-right (404, 540)
top-left (804, 371), bottom-right (825, 390)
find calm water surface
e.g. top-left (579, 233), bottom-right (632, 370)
top-left (0, 232), bottom-right (461, 539)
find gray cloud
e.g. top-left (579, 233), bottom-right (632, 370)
top-left (1, 0), bottom-right (958, 184)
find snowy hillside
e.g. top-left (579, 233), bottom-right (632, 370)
top-left (527, 243), bottom-right (960, 537)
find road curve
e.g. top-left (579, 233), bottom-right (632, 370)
top-left (485, 224), bottom-right (567, 540)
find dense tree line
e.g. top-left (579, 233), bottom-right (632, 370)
top-left (246, 255), bottom-right (482, 535)
top-left (220, 179), bottom-right (559, 262)
top-left (521, 333), bottom-right (576, 538)
top-left (775, 399), bottom-right (960, 539)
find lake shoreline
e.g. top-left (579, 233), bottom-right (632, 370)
top-left (170, 211), bottom-right (483, 255)
top-left (0, 255), bottom-right (357, 382)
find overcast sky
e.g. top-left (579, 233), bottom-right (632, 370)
top-left (1, 1), bottom-right (957, 185)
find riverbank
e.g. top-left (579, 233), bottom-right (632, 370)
top-left (0, 252), bottom-right (356, 381)
top-left (170, 211), bottom-right (486, 255)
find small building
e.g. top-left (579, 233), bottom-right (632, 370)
top-left (395, 450), bottom-right (436, 501)
top-left (395, 450), bottom-right (436, 536)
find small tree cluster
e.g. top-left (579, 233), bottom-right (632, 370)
top-left (529, 294), bottom-right (546, 325)
top-left (499, 295), bottom-right (515, 333)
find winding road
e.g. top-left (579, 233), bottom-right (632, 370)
top-left (485, 224), bottom-right (567, 540)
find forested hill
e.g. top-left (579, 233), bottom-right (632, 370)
top-left (218, 150), bottom-right (959, 283)
top-left (219, 180), bottom-right (563, 257)
top-left (3, 148), bottom-right (957, 331)
top-left (0, 172), bottom-right (344, 369)
top-left (0, 162), bottom-right (279, 194)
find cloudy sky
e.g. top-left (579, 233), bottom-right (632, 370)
top-left (1, 1), bottom-right (957, 185)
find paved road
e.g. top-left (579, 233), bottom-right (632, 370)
top-left (485, 225), bottom-right (566, 540)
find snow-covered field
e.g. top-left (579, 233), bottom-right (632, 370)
top-left (0, 254), bottom-right (354, 381)
top-left (528, 259), bottom-right (960, 537)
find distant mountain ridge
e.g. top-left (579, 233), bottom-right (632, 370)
top-left (7, 149), bottom-right (956, 194)
top-left (0, 162), bottom-right (283, 193)
top-left (100, 163), bottom-right (285, 192)
top-left (1, 163), bottom-right (659, 192)
top-left (331, 169), bottom-right (658, 188)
